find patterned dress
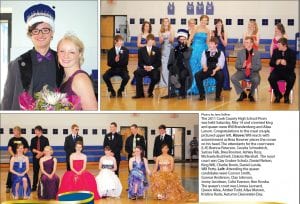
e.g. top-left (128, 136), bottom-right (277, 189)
top-left (128, 158), bottom-right (148, 198)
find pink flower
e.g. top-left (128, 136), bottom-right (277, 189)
top-left (68, 95), bottom-right (81, 110)
top-left (19, 92), bottom-right (35, 110)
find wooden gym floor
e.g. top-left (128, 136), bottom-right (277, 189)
top-left (100, 55), bottom-right (299, 111)
top-left (0, 161), bottom-right (199, 203)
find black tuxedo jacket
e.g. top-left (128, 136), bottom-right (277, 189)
top-left (64, 134), bottom-right (83, 155)
top-left (107, 46), bottom-right (129, 70)
top-left (103, 132), bottom-right (123, 160)
top-left (153, 134), bottom-right (173, 157)
top-left (138, 46), bottom-right (162, 70)
top-left (269, 47), bottom-right (296, 73)
top-left (30, 135), bottom-right (49, 157)
top-left (125, 134), bottom-right (146, 159)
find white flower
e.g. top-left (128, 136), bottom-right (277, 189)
top-left (40, 86), bottom-right (66, 105)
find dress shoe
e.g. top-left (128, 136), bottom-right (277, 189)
top-left (284, 96), bottom-right (290, 104)
top-left (236, 92), bottom-right (247, 101)
top-left (274, 94), bottom-right (283, 103)
top-left (132, 95), bottom-right (145, 99)
top-left (178, 95), bottom-right (186, 99)
top-left (31, 187), bottom-right (37, 192)
top-left (248, 94), bottom-right (255, 102)
top-left (215, 96), bottom-right (222, 102)
top-left (198, 94), bottom-right (205, 101)
top-left (110, 90), bottom-right (116, 98)
top-left (148, 93), bottom-right (154, 98)
top-left (117, 89), bottom-right (122, 97)
top-left (170, 75), bottom-right (181, 88)
top-left (161, 94), bottom-right (176, 99)
top-left (6, 187), bottom-right (10, 193)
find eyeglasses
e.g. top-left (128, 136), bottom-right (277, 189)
top-left (31, 28), bottom-right (51, 35)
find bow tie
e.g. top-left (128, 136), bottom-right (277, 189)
top-left (36, 51), bottom-right (53, 63)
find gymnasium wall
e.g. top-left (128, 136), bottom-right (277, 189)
top-left (101, 0), bottom-right (299, 40)
top-left (0, 113), bottom-right (198, 160)
top-left (1, 0), bottom-right (98, 74)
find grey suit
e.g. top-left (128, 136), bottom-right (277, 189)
top-left (231, 49), bottom-right (261, 96)
top-left (1, 49), bottom-right (64, 110)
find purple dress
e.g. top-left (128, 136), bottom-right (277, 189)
top-left (60, 70), bottom-right (90, 110)
top-left (128, 158), bottom-right (148, 198)
top-left (38, 158), bottom-right (60, 199)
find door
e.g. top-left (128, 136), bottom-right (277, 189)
top-left (114, 16), bottom-right (127, 41)
top-left (166, 127), bottom-right (185, 161)
top-left (100, 15), bottom-right (114, 51)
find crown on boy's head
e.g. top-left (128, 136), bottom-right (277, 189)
top-left (24, 4), bottom-right (55, 30)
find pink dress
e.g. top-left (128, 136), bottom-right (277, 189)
top-left (57, 160), bottom-right (100, 200)
top-left (270, 37), bottom-right (286, 93)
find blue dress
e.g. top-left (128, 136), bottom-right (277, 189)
top-left (216, 35), bottom-right (231, 90)
top-left (128, 159), bottom-right (148, 198)
top-left (189, 32), bottom-right (215, 94)
top-left (11, 161), bottom-right (31, 198)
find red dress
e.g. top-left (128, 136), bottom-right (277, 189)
top-left (57, 160), bottom-right (100, 200)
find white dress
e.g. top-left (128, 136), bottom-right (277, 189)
top-left (95, 158), bottom-right (122, 197)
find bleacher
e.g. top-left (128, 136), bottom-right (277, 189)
top-left (124, 36), bottom-right (297, 60)
top-left (0, 146), bottom-right (127, 164)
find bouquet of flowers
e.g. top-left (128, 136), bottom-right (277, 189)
top-left (19, 85), bottom-right (81, 111)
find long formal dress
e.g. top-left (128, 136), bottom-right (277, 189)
top-left (95, 158), bottom-right (122, 197)
top-left (38, 158), bottom-right (60, 199)
top-left (11, 161), bottom-right (31, 198)
top-left (159, 32), bottom-right (172, 87)
top-left (150, 159), bottom-right (188, 201)
top-left (128, 158), bottom-right (148, 198)
top-left (216, 35), bottom-right (231, 90)
top-left (270, 37), bottom-right (285, 93)
top-left (189, 32), bottom-right (215, 94)
top-left (57, 160), bottom-right (100, 200)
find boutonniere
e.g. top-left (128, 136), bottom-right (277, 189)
top-left (119, 49), bottom-right (123, 54)
top-left (252, 52), bottom-right (255, 56)
top-left (137, 138), bottom-right (140, 141)
top-left (152, 51), bottom-right (155, 55)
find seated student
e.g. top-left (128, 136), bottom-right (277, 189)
top-left (268, 37), bottom-right (296, 103)
top-left (150, 144), bottom-right (189, 201)
top-left (161, 29), bottom-right (192, 99)
top-left (57, 141), bottom-right (100, 200)
top-left (132, 34), bottom-right (162, 98)
top-left (10, 144), bottom-right (31, 200)
top-left (195, 36), bottom-right (225, 101)
top-left (231, 36), bottom-right (261, 102)
top-left (38, 146), bottom-right (59, 200)
top-left (103, 35), bottom-right (130, 97)
top-left (128, 146), bottom-right (151, 200)
top-left (95, 146), bottom-right (122, 198)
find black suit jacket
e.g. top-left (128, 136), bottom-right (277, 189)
top-left (138, 46), bottom-right (162, 70)
top-left (107, 46), bottom-right (129, 70)
top-left (153, 134), bottom-right (173, 157)
top-left (269, 47), bottom-right (296, 74)
top-left (30, 135), bottom-right (49, 157)
top-left (125, 134), bottom-right (146, 159)
top-left (64, 134), bottom-right (83, 156)
top-left (103, 132), bottom-right (123, 161)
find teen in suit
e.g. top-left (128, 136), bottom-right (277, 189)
top-left (125, 124), bottom-right (146, 159)
top-left (103, 122), bottom-right (123, 176)
top-left (132, 34), bottom-right (162, 98)
top-left (153, 124), bottom-right (173, 161)
top-left (64, 124), bottom-right (83, 170)
top-left (103, 35), bottom-right (130, 97)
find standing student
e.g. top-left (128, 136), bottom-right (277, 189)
top-left (103, 122), bottom-right (123, 176)
top-left (30, 125), bottom-right (49, 191)
top-left (153, 125), bottom-right (173, 161)
top-left (125, 124), bottom-right (146, 159)
top-left (243, 19), bottom-right (260, 50)
top-left (64, 124), bottom-right (83, 170)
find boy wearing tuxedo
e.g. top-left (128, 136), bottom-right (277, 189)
top-left (132, 34), bottom-right (162, 98)
top-left (125, 124), bottom-right (146, 159)
top-left (64, 124), bottom-right (83, 170)
top-left (103, 122), bottom-right (123, 176)
top-left (103, 35), bottom-right (130, 97)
